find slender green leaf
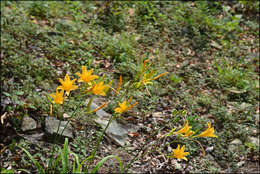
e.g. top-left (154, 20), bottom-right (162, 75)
top-left (1, 169), bottom-right (14, 174)
top-left (18, 146), bottom-right (45, 174)
top-left (90, 155), bottom-right (123, 174)
top-left (71, 152), bottom-right (81, 173)
top-left (61, 138), bottom-right (69, 173)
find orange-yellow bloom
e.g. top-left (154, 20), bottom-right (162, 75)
top-left (175, 121), bottom-right (192, 135)
top-left (184, 129), bottom-right (194, 137)
top-left (50, 89), bottom-right (65, 104)
top-left (198, 122), bottom-right (218, 138)
top-left (58, 74), bottom-right (78, 95)
top-left (90, 81), bottom-right (109, 96)
top-left (114, 98), bottom-right (138, 114)
top-left (153, 72), bottom-right (169, 80)
top-left (116, 75), bottom-right (122, 93)
top-left (76, 66), bottom-right (99, 83)
top-left (142, 73), bottom-right (153, 85)
top-left (90, 103), bottom-right (107, 113)
top-left (137, 71), bottom-right (168, 88)
top-left (169, 145), bottom-right (190, 161)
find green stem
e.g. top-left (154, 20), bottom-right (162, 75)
top-left (88, 113), bottom-right (115, 165)
top-left (47, 99), bottom-right (84, 173)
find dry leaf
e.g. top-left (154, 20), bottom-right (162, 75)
top-left (128, 132), bottom-right (139, 137)
top-left (1, 112), bottom-right (7, 124)
top-left (63, 113), bottom-right (70, 118)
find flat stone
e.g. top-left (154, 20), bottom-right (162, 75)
top-left (19, 132), bottom-right (44, 143)
top-left (152, 112), bottom-right (163, 118)
top-left (230, 139), bottom-right (242, 145)
top-left (21, 117), bottom-right (37, 132)
top-left (87, 100), bottom-right (135, 146)
top-left (239, 102), bottom-right (251, 110)
top-left (45, 117), bottom-right (73, 139)
top-left (228, 139), bottom-right (242, 152)
top-left (236, 161), bottom-right (245, 168)
top-left (205, 146), bottom-right (214, 153)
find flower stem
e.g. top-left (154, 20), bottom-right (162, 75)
top-left (89, 113), bottom-right (114, 165)
top-left (47, 99), bottom-right (83, 173)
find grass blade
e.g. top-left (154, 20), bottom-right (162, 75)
top-left (61, 138), bottom-right (69, 173)
top-left (90, 155), bottom-right (123, 174)
top-left (18, 146), bottom-right (45, 174)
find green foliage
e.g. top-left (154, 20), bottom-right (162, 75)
top-left (95, 2), bottom-right (126, 33)
top-left (28, 2), bottom-right (49, 19)
top-left (90, 155), bottom-right (124, 174)
top-left (18, 146), bottom-right (45, 174)
top-left (61, 138), bottom-right (69, 173)
top-left (170, 75), bottom-right (183, 86)
top-left (215, 59), bottom-right (250, 90)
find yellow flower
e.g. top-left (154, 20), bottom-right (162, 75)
top-left (76, 66), bottom-right (99, 83)
top-left (90, 81), bottom-right (109, 96)
top-left (169, 145), bottom-right (189, 161)
top-left (137, 71), bottom-right (168, 88)
top-left (198, 122), bottom-right (218, 138)
top-left (175, 120), bottom-right (192, 135)
top-left (142, 73), bottom-right (153, 85)
top-left (114, 98), bottom-right (138, 114)
top-left (58, 74), bottom-right (78, 95)
top-left (184, 129), bottom-right (194, 137)
top-left (152, 72), bottom-right (169, 80)
top-left (116, 75), bottom-right (122, 93)
top-left (50, 89), bottom-right (65, 104)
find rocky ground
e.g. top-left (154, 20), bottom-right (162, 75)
top-left (1, 1), bottom-right (259, 173)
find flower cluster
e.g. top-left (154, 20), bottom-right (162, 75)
top-left (114, 97), bottom-right (138, 114)
top-left (49, 66), bottom-right (138, 115)
top-left (168, 120), bottom-right (217, 161)
top-left (136, 59), bottom-right (168, 89)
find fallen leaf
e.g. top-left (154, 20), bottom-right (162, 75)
top-left (128, 132), bottom-right (139, 137)
top-left (1, 112), bottom-right (8, 124)
top-left (63, 113), bottom-right (70, 118)
top-left (227, 88), bottom-right (246, 94)
top-left (211, 40), bottom-right (222, 49)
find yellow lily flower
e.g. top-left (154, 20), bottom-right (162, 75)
top-left (137, 71), bottom-right (168, 88)
top-left (58, 74), bottom-right (78, 95)
top-left (114, 98), bottom-right (138, 114)
top-left (90, 81), bottom-right (109, 96)
top-left (116, 75), bottom-right (122, 93)
top-left (175, 121), bottom-right (192, 135)
top-left (169, 145), bottom-right (190, 161)
top-left (142, 73), bottom-right (153, 85)
top-left (198, 122), bottom-right (218, 138)
top-left (153, 72), bottom-right (169, 80)
top-left (76, 66), bottom-right (99, 83)
top-left (50, 89), bottom-right (65, 104)
top-left (184, 129), bottom-right (195, 137)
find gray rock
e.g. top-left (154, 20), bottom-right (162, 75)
top-left (45, 117), bottom-right (73, 139)
top-left (19, 132), bottom-right (44, 143)
top-left (168, 146), bottom-right (172, 153)
top-left (228, 139), bottom-right (242, 152)
top-left (87, 100), bottom-right (135, 146)
top-left (205, 146), bottom-right (214, 153)
top-left (236, 161), bottom-right (245, 168)
top-left (152, 112), bottom-right (163, 118)
top-left (230, 139), bottom-right (242, 145)
top-left (239, 102), bottom-right (251, 110)
top-left (21, 117), bottom-right (37, 132)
